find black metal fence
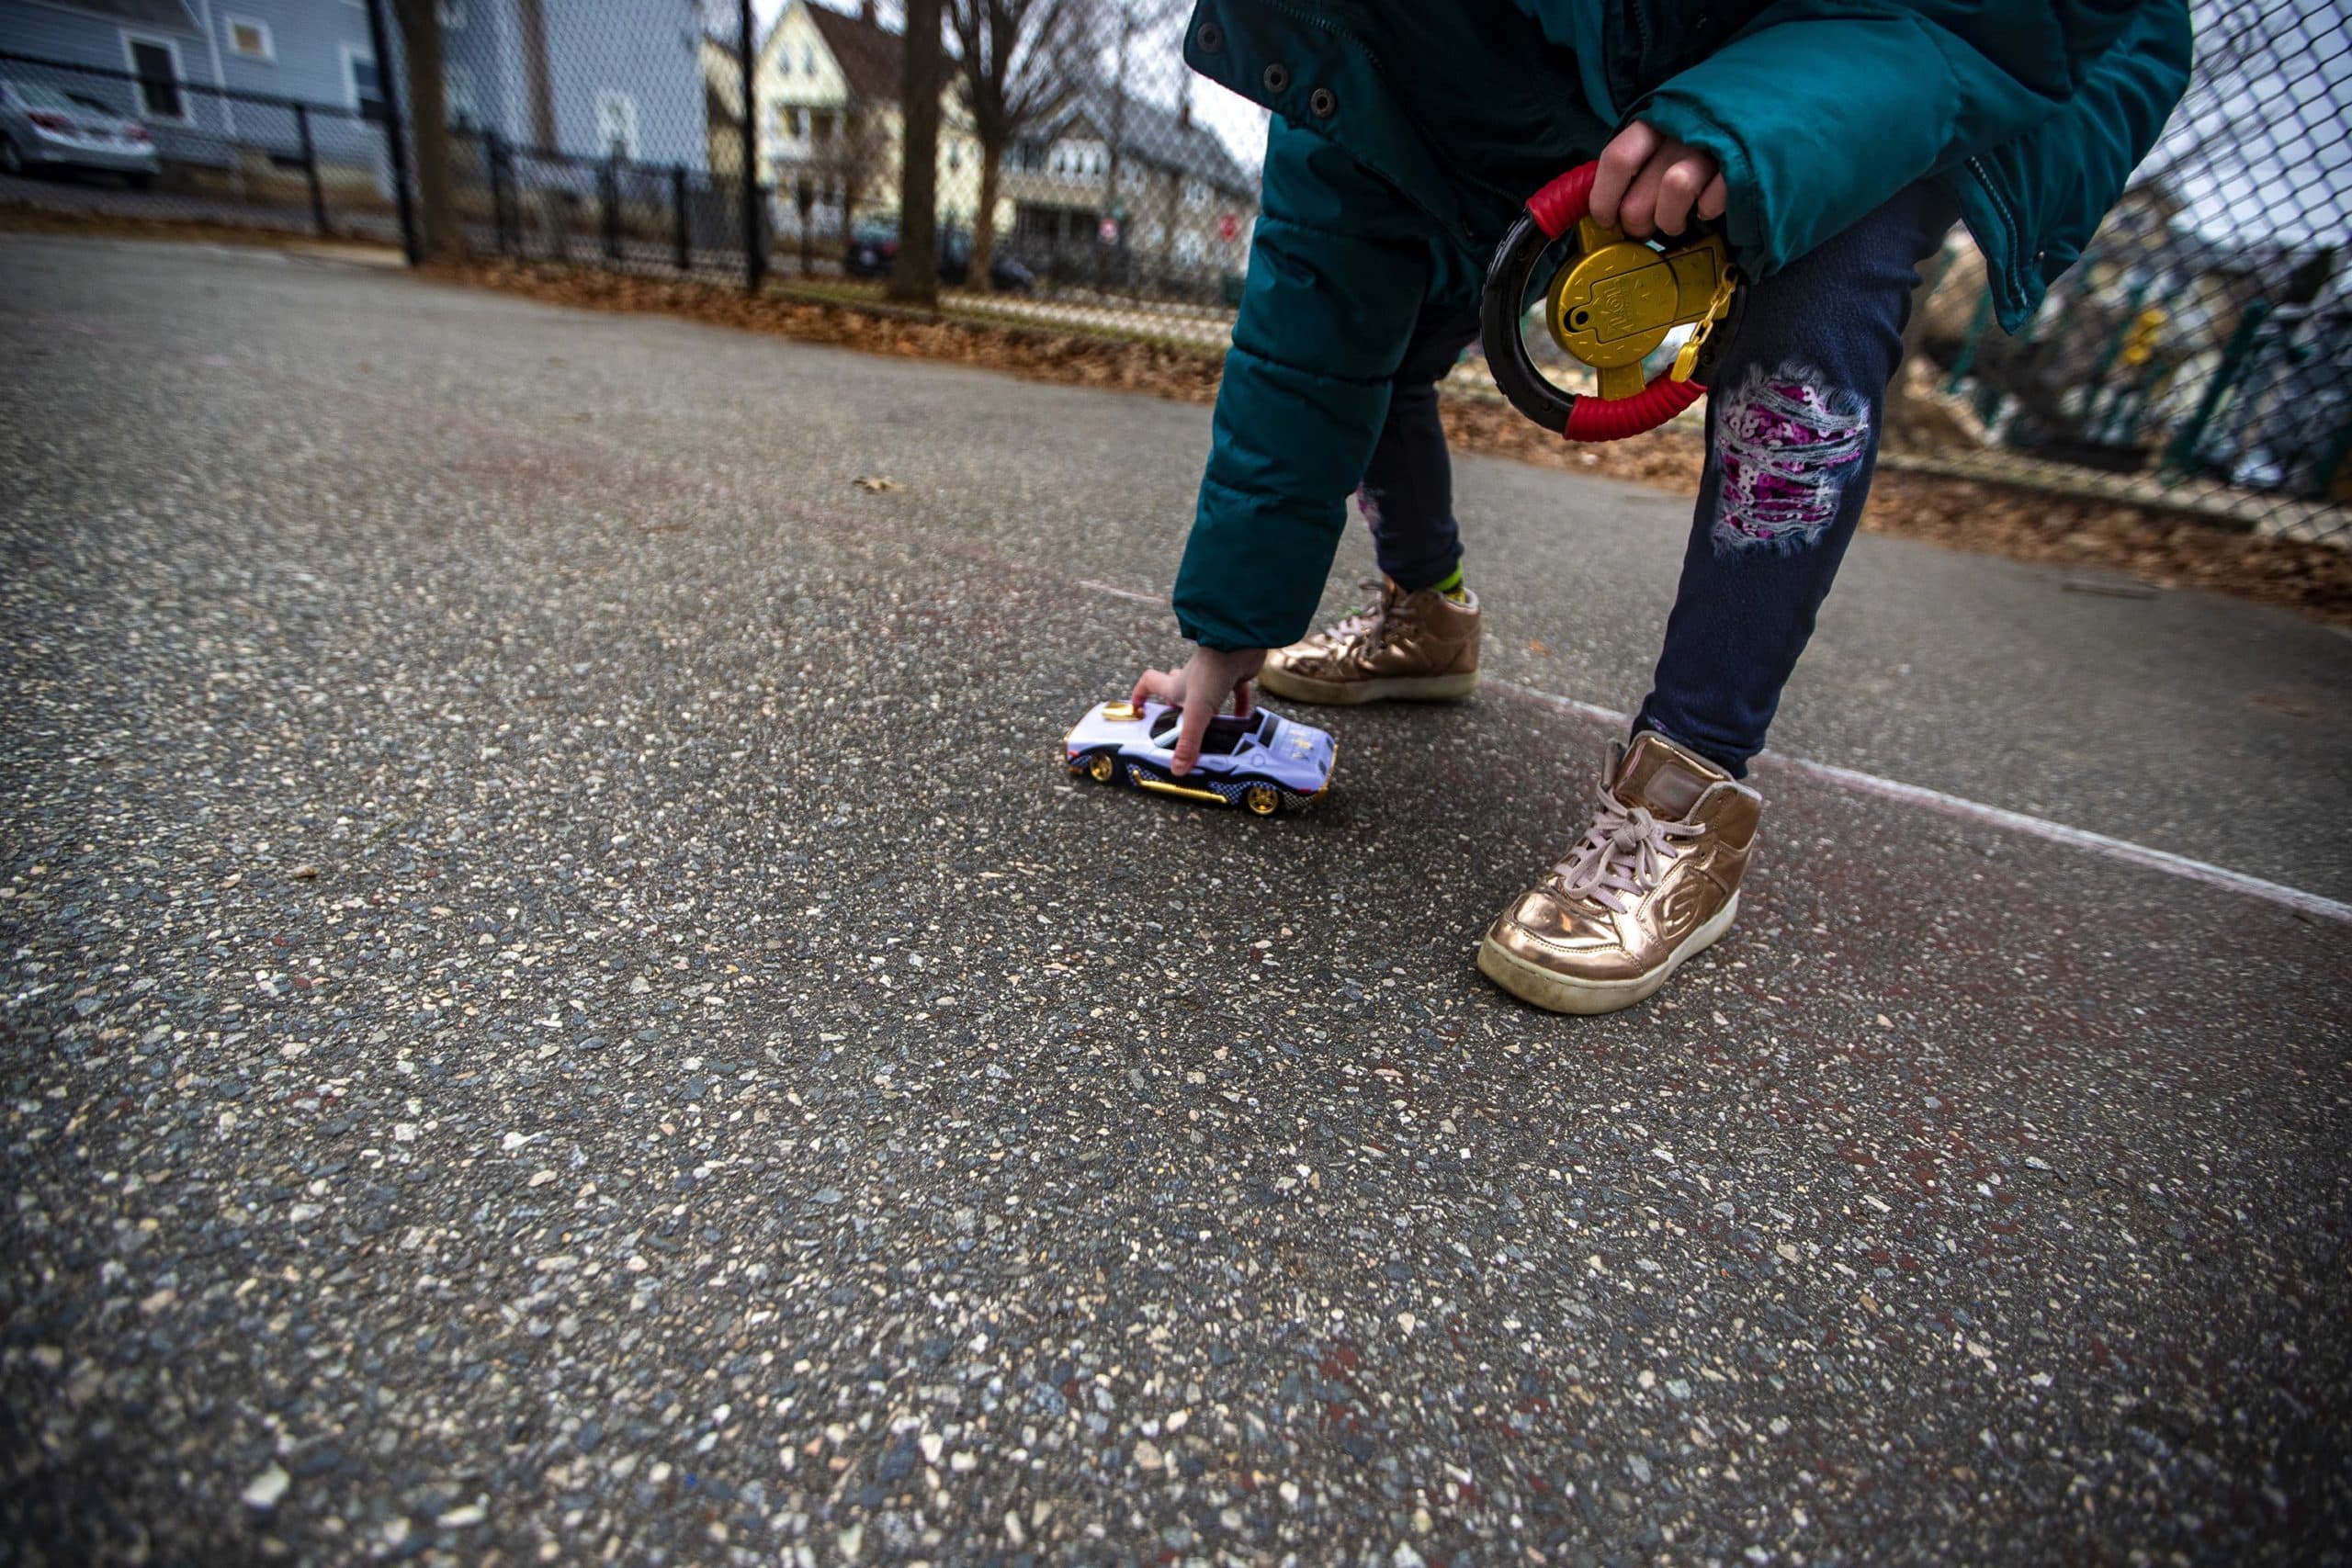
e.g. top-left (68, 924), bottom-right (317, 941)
top-left (449, 131), bottom-right (753, 278)
top-left (0, 49), bottom-right (401, 243)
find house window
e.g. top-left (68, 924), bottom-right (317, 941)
top-left (121, 34), bottom-right (187, 122)
top-left (343, 46), bottom-right (385, 119)
top-left (445, 64), bottom-right (479, 130)
top-left (594, 90), bottom-right (639, 162)
top-left (224, 16), bottom-right (273, 62)
top-left (802, 47), bottom-right (814, 76)
top-left (809, 108), bottom-right (834, 141)
top-left (1182, 177), bottom-right (1209, 208)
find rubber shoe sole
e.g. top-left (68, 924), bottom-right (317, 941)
top-left (1476, 893), bottom-right (1739, 1015)
top-left (1258, 664), bottom-right (1478, 705)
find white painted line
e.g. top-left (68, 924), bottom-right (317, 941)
top-left (1484, 679), bottom-right (1634, 729)
top-left (1078, 581), bottom-right (2350, 923)
top-left (1076, 578), bottom-right (1162, 604)
top-left (1762, 754), bottom-right (2352, 925)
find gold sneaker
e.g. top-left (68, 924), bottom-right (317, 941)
top-left (1478, 732), bottom-right (1761, 1015)
top-left (1257, 577), bottom-right (1480, 705)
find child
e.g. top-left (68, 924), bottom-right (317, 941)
top-left (1132, 0), bottom-right (2191, 1014)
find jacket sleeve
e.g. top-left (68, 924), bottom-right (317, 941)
top-left (1962, 2), bottom-right (2194, 328)
top-left (1171, 117), bottom-right (1436, 652)
top-left (1632, 0), bottom-right (2184, 283)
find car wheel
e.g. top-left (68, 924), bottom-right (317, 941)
top-left (0, 139), bottom-right (23, 177)
top-left (1086, 753), bottom-right (1115, 784)
top-left (1243, 784), bottom-right (1280, 816)
top-left (126, 171), bottom-right (153, 192)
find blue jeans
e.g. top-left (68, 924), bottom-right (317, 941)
top-left (1360, 183), bottom-right (1957, 777)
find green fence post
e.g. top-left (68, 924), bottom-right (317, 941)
top-left (2165, 299), bottom-right (2270, 478)
top-left (1945, 288), bottom-right (1995, 394)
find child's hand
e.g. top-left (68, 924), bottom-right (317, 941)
top-left (1590, 122), bottom-right (1727, 240)
top-left (1131, 646), bottom-right (1267, 776)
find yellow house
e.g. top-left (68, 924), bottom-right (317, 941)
top-left (752, 0), bottom-right (999, 249)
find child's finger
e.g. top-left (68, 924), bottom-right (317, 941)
top-left (1617, 154), bottom-right (1670, 237)
top-left (1590, 122), bottom-right (1657, 229)
top-left (1130, 669), bottom-right (1175, 707)
top-left (1653, 154), bottom-right (1710, 235)
top-left (1170, 697), bottom-right (1213, 776)
top-left (1697, 174), bottom-right (1728, 221)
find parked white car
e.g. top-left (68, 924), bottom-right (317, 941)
top-left (0, 79), bottom-right (159, 186)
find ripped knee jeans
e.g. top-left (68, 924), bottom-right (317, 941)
top-left (1634, 181), bottom-right (1959, 776)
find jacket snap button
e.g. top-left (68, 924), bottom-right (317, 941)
top-left (1262, 62), bottom-right (1291, 93)
top-left (1196, 21), bottom-right (1222, 51)
top-left (1308, 86), bottom-right (1336, 117)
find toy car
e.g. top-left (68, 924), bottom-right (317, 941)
top-left (1063, 700), bottom-right (1336, 816)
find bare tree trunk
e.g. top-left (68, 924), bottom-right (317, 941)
top-left (888, 0), bottom-right (943, 308)
top-left (394, 0), bottom-right (460, 261)
top-left (969, 141), bottom-right (1002, 288)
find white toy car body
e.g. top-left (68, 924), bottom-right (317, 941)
top-left (1063, 700), bottom-right (1336, 815)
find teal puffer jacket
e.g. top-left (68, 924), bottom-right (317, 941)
top-left (1170, 0), bottom-right (2191, 653)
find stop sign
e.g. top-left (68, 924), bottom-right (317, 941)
top-left (1218, 212), bottom-right (1239, 242)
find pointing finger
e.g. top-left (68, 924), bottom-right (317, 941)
top-left (1170, 693), bottom-right (1214, 776)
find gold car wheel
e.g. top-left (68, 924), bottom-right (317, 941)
top-left (1088, 753), bottom-right (1115, 783)
top-left (1243, 784), bottom-right (1280, 817)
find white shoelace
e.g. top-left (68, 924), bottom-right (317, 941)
top-left (1552, 793), bottom-right (1704, 914)
top-left (1320, 581), bottom-right (1394, 648)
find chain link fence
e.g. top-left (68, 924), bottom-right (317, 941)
top-left (1897, 0), bottom-right (2350, 542)
top-left (4, 0), bottom-right (2341, 544)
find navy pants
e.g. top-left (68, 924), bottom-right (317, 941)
top-left (1360, 184), bottom-right (1956, 777)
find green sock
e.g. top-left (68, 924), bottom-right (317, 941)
top-left (1432, 564), bottom-right (1468, 603)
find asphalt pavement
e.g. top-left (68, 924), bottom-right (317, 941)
top-left (3, 233), bottom-right (2348, 1566)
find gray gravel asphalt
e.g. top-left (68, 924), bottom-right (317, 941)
top-left (3, 234), bottom-right (2349, 1566)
